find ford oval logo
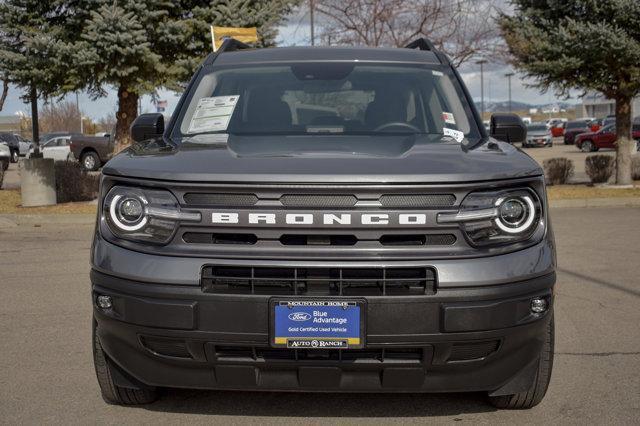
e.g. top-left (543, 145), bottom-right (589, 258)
top-left (288, 312), bottom-right (311, 322)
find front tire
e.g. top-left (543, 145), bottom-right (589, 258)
top-left (581, 140), bottom-right (594, 152)
top-left (81, 151), bottom-right (100, 171)
top-left (10, 149), bottom-right (18, 163)
top-left (488, 314), bottom-right (554, 409)
top-left (93, 322), bottom-right (158, 405)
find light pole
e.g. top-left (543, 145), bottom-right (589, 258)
top-left (309, 0), bottom-right (315, 46)
top-left (476, 59), bottom-right (488, 120)
top-left (505, 72), bottom-right (515, 112)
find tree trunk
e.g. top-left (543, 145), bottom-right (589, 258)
top-left (0, 79), bottom-right (8, 111)
top-left (614, 95), bottom-right (633, 185)
top-left (30, 85), bottom-right (41, 156)
top-left (115, 86), bottom-right (139, 152)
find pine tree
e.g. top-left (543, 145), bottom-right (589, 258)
top-left (69, 0), bottom-right (299, 147)
top-left (0, 0), bottom-right (70, 146)
top-left (499, 0), bottom-right (640, 185)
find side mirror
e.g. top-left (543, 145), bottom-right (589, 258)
top-left (490, 113), bottom-right (527, 144)
top-left (130, 113), bottom-right (164, 143)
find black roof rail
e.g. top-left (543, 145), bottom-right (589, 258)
top-left (404, 37), bottom-right (450, 65)
top-left (404, 38), bottom-right (437, 52)
top-left (204, 37), bottom-right (253, 65)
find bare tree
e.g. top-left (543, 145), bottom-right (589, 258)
top-left (315, 0), bottom-right (502, 67)
top-left (96, 113), bottom-right (117, 134)
top-left (39, 100), bottom-right (82, 134)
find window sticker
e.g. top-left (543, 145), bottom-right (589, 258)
top-left (188, 95), bottom-right (239, 133)
top-left (442, 112), bottom-right (456, 125)
top-left (443, 127), bottom-right (464, 143)
top-left (432, 70), bottom-right (444, 77)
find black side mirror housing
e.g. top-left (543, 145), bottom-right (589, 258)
top-left (130, 113), bottom-right (164, 143)
top-left (490, 113), bottom-right (527, 144)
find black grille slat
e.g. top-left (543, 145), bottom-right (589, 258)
top-left (380, 194), bottom-right (456, 208)
top-left (201, 266), bottom-right (436, 296)
top-left (183, 193), bottom-right (258, 206)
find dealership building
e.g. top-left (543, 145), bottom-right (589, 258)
top-left (579, 92), bottom-right (640, 119)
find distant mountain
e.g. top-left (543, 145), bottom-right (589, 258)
top-left (474, 100), bottom-right (578, 113)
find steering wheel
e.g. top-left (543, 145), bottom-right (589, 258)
top-left (373, 122), bottom-right (421, 133)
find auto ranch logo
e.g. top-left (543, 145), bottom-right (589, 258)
top-left (286, 339), bottom-right (348, 349)
top-left (211, 212), bottom-right (429, 226)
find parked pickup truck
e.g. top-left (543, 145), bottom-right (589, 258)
top-left (70, 132), bottom-right (116, 171)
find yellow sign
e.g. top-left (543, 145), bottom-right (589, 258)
top-left (211, 26), bottom-right (258, 51)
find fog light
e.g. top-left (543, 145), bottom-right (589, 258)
top-left (96, 295), bottom-right (112, 309)
top-left (530, 297), bottom-right (547, 314)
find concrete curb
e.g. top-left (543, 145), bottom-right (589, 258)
top-left (0, 213), bottom-right (95, 228)
top-left (549, 197), bottom-right (640, 209)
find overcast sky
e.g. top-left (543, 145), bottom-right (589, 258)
top-left (1, 7), bottom-right (579, 121)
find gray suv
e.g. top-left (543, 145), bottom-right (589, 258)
top-left (91, 38), bottom-right (555, 409)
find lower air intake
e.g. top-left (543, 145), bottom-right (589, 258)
top-left (201, 266), bottom-right (436, 296)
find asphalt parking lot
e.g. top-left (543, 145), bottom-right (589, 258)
top-left (1, 206), bottom-right (638, 424)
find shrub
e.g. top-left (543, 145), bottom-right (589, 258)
top-left (585, 155), bottom-right (615, 184)
top-left (54, 160), bottom-right (100, 203)
top-left (632, 155), bottom-right (640, 181)
top-left (543, 158), bottom-right (574, 185)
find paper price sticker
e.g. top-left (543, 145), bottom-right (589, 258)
top-left (188, 95), bottom-right (239, 133)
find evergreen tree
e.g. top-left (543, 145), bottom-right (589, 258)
top-left (69, 0), bottom-right (299, 147)
top-left (0, 0), bottom-right (70, 147)
top-left (499, 0), bottom-right (640, 185)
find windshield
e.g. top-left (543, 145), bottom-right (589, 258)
top-left (527, 124), bottom-right (547, 132)
top-left (173, 63), bottom-right (480, 143)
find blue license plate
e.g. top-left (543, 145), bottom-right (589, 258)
top-left (272, 300), bottom-right (363, 349)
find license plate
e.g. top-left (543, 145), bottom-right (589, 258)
top-left (271, 300), bottom-right (364, 349)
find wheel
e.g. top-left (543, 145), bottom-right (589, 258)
top-left (581, 140), bottom-right (594, 152)
top-left (488, 314), bottom-right (554, 409)
top-left (522, 143), bottom-right (528, 148)
top-left (635, 140), bottom-right (640, 152)
top-left (93, 321), bottom-right (158, 405)
top-left (548, 142), bottom-right (553, 147)
top-left (10, 149), bottom-right (18, 163)
top-left (81, 151), bottom-right (100, 171)
top-left (0, 166), bottom-right (4, 189)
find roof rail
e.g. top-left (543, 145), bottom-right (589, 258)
top-left (204, 37), bottom-right (253, 65)
top-left (404, 37), bottom-right (450, 65)
top-left (216, 37), bottom-right (252, 53)
top-left (404, 38), bottom-right (437, 52)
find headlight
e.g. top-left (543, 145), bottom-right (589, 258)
top-left (103, 186), bottom-right (200, 244)
top-left (438, 188), bottom-right (543, 246)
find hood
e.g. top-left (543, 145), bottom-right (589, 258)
top-left (102, 134), bottom-right (542, 184)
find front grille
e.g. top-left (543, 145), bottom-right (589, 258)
top-left (380, 194), bottom-right (456, 208)
top-left (213, 345), bottom-right (426, 362)
top-left (201, 266), bottom-right (436, 296)
top-left (280, 194), bottom-right (357, 207)
top-left (448, 341), bottom-right (500, 362)
top-left (183, 193), bottom-right (258, 206)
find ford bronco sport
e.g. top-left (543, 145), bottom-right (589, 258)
top-left (91, 38), bottom-right (555, 409)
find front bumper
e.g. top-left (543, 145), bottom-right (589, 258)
top-left (91, 241), bottom-right (555, 393)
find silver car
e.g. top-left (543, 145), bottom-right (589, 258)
top-left (524, 123), bottom-right (553, 148)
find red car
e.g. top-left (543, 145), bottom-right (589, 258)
top-left (575, 124), bottom-right (640, 152)
top-left (551, 122), bottom-right (565, 137)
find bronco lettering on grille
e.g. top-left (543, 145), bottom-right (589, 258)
top-left (211, 212), bottom-right (430, 226)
